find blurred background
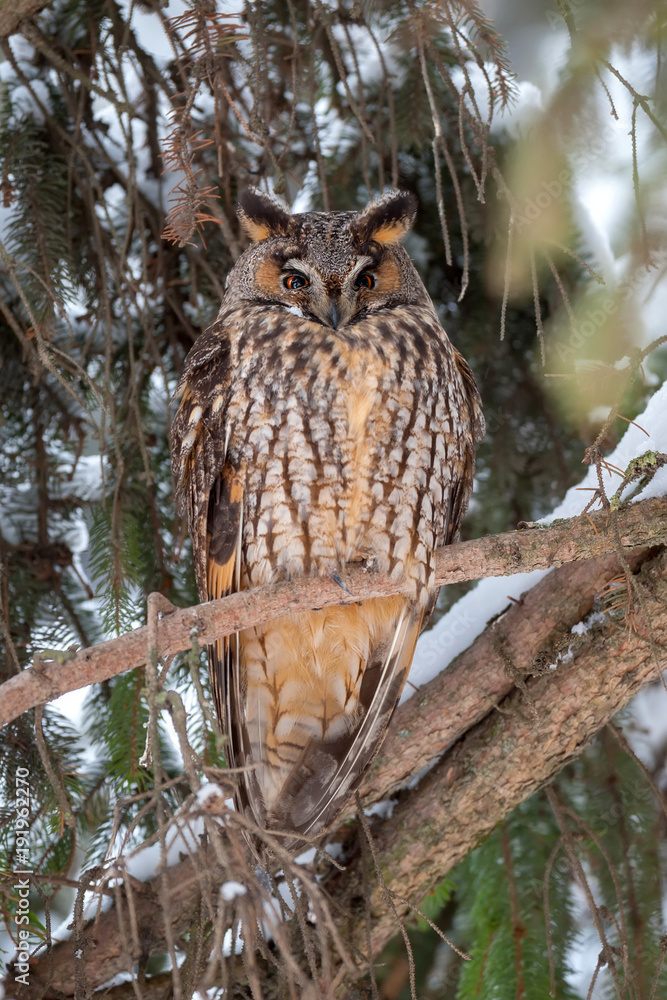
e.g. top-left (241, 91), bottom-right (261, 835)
top-left (0, 1), bottom-right (666, 996)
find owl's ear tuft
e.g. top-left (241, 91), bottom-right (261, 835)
top-left (238, 187), bottom-right (291, 241)
top-left (351, 190), bottom-right (418, 245)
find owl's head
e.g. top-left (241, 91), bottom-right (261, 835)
top-left (224, 188), bottom-right (430, 327)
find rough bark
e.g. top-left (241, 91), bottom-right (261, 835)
top-left (336, 549), bottom-right (667, 956)
top-left (0, 1), bottom-right (50, 38)
top-left (359, 548), bottom-right (648, 808)
top-left (1, 496), bottom-right (665, 727)
top-left (5, 545), bottom-right (666, 996)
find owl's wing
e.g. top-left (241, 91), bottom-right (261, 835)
top-left (171, 323), bottom-right (260, 816)
top-left (206, 464), bottom-right (244, 740)
top-left (289, 600), bottom-right (424, 840)
top-left (170, 321), bottom-right (241, 735)
top-left (170, 320), bottom-right (233, 602)
top-left (444, 348), bottom-right (485, 546)
top-left (241, 596), bottom-right (424, 846)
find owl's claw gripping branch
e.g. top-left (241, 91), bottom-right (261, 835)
top-left (331, 572), bottom-right (354, 595)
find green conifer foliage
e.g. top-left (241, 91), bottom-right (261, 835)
top-left (453, 799), bottom-right (580, 1000)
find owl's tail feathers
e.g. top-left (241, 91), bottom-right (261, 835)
top-left (268, 598), bottom-right (423, 843)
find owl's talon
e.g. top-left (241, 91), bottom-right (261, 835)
top-left (331, 572), bottom-right (354, 596)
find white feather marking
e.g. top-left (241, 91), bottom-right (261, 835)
top-left (182, 428), bottom-right (197, 452)
top-left (189, 405), bottom-right (203, 425)
top-left (235, 492), bottom-right (243, 593)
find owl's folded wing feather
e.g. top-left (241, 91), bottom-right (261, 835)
top-left (279, 600), bottom-right (424, 841)
top-left (238, 596), bottom-right (423, 846)
top-left (445, 348), bottom-right (485, 546)
top-left (170, 322), bottom-right (243, 771)
top-left (206, 465), bottom-right (244, 750)
top-left (170, 320), bottom-right (233, 602)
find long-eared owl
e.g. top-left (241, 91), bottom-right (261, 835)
top-left (171, 188), bottom-right (484, 847)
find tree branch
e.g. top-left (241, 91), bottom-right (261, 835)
top-left (1, 496), bottom-right (666, 727)
top-left (0, 1), bottom-right (50, 39)
top-left (336, 548), bottom-right (667, 956)
top-left (358, 547), bottom-right (650, 811)
top-left (6, 545), bottom-right (666, 996)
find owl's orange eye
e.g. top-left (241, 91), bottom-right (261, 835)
top-left (355, 272), bottom-right (375, 290)
top-left (284, 273), bottom-right (309, 290)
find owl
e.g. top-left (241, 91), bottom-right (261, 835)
top-left (170, 188), bottom-right (484, 848)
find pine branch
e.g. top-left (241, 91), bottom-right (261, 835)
top-left (5, 543), bottom-right (666, 996)
top-left (1, 496), bottom-right (666, 728)
top-left (0, 0), bottom-right (50, 39)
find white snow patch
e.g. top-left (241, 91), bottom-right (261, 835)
top-left (8, 80), bottom-right (50, 123)
top-left (222, 925), bottom-right (244, 956)
top-left (7, 35), bottom-right (36, 66)
top-left (294, 847), bottom-right (317, 866)
top-left (570, 612), bottom-right (607, 637)
top-left (48, 892), bottom-right (113, 944)
top-left (364, 798), bottom-right (396, 820)
top-left (121, 795), bottom-right (226, 882)
top-left (405, 567), bottom-right (548, 698)
top-left (220, 881), bottom-right (247, 902)
top-left (196, 782), bottom-right (226, 805)
top-left (624, 685), bottom-right (667, 770)
top-left (322, 841), bottom-right (345, 862)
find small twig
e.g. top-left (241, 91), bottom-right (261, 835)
top-left (546, 788), bottom-right (625, 999)
top-left (607, 724), bottom-right (667, 826)
top-left (34, 703), bottom-right (76, 831)
top-left (543, 834), bottom-right (565, 997)
top-left (356, 792), bottom-right (418, 1000)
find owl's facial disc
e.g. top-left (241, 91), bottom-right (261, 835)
top-left (281, 256), bottom-right (377, 330)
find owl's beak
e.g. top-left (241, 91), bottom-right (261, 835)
top-left (328, 300), bottom-right (339, 329)
top-left (313, 294), bottom-right (353, 330)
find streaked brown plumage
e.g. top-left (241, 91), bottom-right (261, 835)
top-left (170, 188), bottom-right (484, 847)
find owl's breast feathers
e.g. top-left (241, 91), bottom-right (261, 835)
top-left (171, 299), bottom-right (483, 845)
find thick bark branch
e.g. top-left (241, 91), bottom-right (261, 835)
top-left (6, 545), bottom-right (666, 996)
top-left (336, 549), bottom-right (667, 956)
top-left (358, 548), bottom-right (649, 809)
top-left (1, 497), bottom-right (666, 728)
top-left (0, 2), bottom-right (50, 38)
